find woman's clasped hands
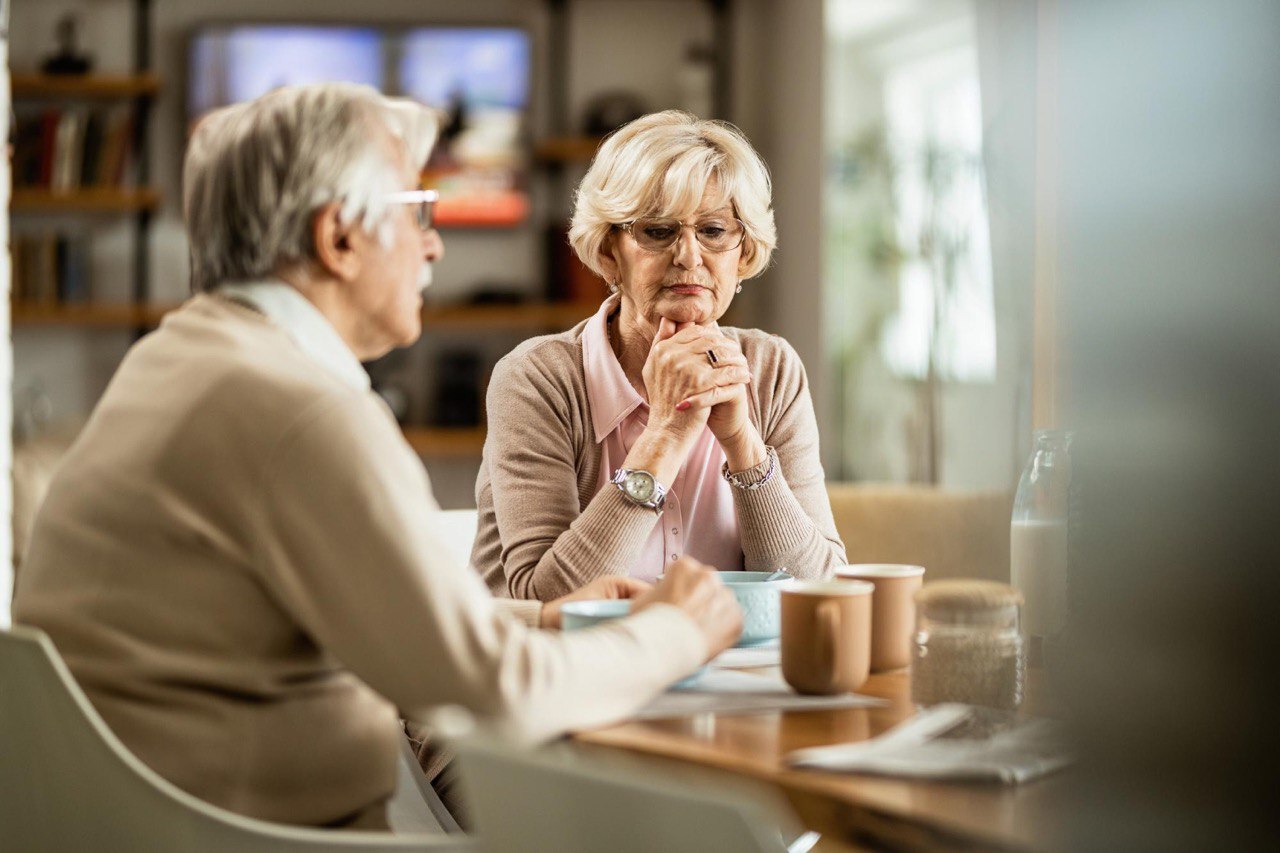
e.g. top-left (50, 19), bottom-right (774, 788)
top-left (642, 317), bottom-right (762, 465)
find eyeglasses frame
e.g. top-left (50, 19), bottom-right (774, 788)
top-left (382, 189), bottom-right (440, 232)
top-left (617, 216), bottom-right (748, 254)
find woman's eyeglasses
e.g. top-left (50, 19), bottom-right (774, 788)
top-left (382, 189), bottom-right (439, 232)
top-left (618, 217), bottom-right (746, 253)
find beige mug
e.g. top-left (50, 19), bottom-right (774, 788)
top-left (836, 564), bottom-right (926, 672)
top-left (781, 580), bottom-right (874, 695)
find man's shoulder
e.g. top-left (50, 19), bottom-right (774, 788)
top-left (139, 296), bottom-right (370, 417)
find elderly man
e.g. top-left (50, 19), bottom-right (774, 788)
top-left (13, 83), bottom-right (740, 830)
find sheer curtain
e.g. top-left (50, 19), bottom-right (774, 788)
top-left (823, 0), bottom-right (1037, 487)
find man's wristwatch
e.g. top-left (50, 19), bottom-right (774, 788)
top-left (611, 468), bottom-right (668, 514)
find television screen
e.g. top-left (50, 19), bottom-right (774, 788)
top-left (188, 24), bottom-right (531, 227)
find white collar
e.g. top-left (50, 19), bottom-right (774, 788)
top-left (217, 280), bottom-right (371, 392)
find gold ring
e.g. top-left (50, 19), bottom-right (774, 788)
top-left (706, 349), bottom-right (719, 367)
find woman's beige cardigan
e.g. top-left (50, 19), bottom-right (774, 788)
top-left (474, 313), bottom-right (847, 600)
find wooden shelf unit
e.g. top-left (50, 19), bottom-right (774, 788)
top-left (9, 302), bottom-right (167, 328)
top-left (400, 426), bottom-right (487, 457)
top-left (10, 299), bottom-right (599, 333)
top-left (422, 300), bottom-right (598, 330)
top-left (10, 73), bottom-right (162, 100)
top-left (10, 188), bottom-right (161, 214)
top-left (534, 136), bottom-right (605, 164)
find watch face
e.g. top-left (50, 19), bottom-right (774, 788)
top-left (624, 471), bottom-right (656, 503)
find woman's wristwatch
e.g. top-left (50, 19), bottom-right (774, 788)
top-left (722, 445), bottom-right (779, 491)
top-left (611, 468), bottom-right (668, 513)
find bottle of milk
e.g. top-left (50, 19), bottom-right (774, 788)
top-left (1011, 430), bottom-right (1074, 663)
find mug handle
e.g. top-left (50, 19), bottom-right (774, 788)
top-left (816, 599), bottom-right (842, 688)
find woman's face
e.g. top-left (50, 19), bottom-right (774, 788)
top-left (604, 189), bottom-right (744, 330)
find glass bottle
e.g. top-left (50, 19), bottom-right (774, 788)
top-left (1010, 430), bottom-right (1074, 661)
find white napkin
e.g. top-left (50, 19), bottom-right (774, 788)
top-left (787, 703), bottom-right (1072, 784)
top-left (634, 669), bottom-right (886, 721)
top-left (711, 639), bottom-right (781, 669)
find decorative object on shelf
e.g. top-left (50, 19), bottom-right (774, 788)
top-left (582, 91), bottom-right (650, 137)
top-left (431, 350), bottom-right (483, 428)
top-left (41, 14), bottom-right (94, 76)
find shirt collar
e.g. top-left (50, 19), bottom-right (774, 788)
top-left (216, 280), bottom-right (371, 392)
top-left (582, 293), bottom-right (646, 443)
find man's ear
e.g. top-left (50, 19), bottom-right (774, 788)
top-left (596, 231), bottom-right (621, 285)
top-left (312, 202), bottom-right (362, 282)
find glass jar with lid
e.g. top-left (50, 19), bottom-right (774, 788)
top-left (911, 580), bottom-right (1026, 710)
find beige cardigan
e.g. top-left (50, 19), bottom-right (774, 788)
top-left (475, 304), bottom-right (847, 600)
top-left (14, 295), bottom-right (706, 828)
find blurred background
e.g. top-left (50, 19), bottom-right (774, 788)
top-left (4, 0), bottom-right (1044, 509)
top-left (5, 1), bottom-right (1279, 845)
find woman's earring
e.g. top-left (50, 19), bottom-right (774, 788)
top-left (735, 281), bottom-right (743, 294)
top-left (608, 281), bottom-right (619, 294)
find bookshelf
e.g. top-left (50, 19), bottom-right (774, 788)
top-left (400, 427), bottom-right (488, 458)
top-left (8, 0), bottom-right (157, 320)
top-left (11, 73), bottom-right (162, 100)
top-left (534, 136), bottom-right (605, 164)
top-left (11, 188), bottom-right (161, 214)
top-left (9, 299), bottom-right (599, 331)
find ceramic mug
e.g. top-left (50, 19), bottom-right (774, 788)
top-left (781, 580), bottom-right (874, 695)
top-left (835, 564), bottom-right (926, 672)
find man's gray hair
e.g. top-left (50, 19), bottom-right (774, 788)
top-left (183, 83), bottom-right (439, 292)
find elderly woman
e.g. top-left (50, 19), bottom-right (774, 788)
top-left (473, 111), bottom-right (846, 600)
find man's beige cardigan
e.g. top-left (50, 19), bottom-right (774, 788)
top-left (14, 295), bottom-right (706, 828)
top-left (475, 305), bottom-right (847, 600)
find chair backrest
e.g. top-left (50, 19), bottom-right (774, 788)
top-left (0, 625), bottom-right (469, 853)
top-left (425, 509), bottom-right (480, 570)
top-left (456, 738), bottom-right (796, 853)
top-left (826, 483), bottom-right (1013, 583)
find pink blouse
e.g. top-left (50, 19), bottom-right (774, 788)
top-left (581, 299), bottom-right (744, 582)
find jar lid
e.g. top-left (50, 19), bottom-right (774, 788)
top-left (914, 580), bottom-right (1023, 622)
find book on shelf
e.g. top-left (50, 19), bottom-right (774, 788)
top-left (11, 106), bottom-right (138, 193)
top-left (11, 234), bottom-right (93, 306)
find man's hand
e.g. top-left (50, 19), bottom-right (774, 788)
top-left (540, 576), bottom-right (653, 629)
top-left (633, 558), bottom-right (742, 662)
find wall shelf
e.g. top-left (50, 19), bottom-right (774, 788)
top-left (10, 188), bottom-right (161, 213)
top-left (534, 136), bottom-right (605, 164)
top-left (401, 426), bottom-right (487, 457)
top-left (11, 73), bottom-right (162, 100)
top-left (10, 302), bottom-right (170, 328)
top-left (11, 299), bottom-right (599, 332)
top-left (422, 300), bottom-right (599, 330)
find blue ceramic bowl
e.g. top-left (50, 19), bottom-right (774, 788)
top-left (559, 600), bottom-right (705, 688)
top-left (720, 571), bottom-right (795, 647)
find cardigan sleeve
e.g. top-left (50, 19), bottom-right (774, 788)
top-left (730, 335), bottom-right (847, 578)
top-left (480, 349), bottom-right (662, 600)
top-left (253, 390), bottom-right (706, 743)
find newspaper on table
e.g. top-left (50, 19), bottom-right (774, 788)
top-left (787, 703), bottom-right (1072, 784)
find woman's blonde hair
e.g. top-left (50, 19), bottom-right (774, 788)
top-left (569, 111), bottom-right (776, 281)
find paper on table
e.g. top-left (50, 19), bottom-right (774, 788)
top-left (634, 669), bottom-right (886, 721)
top-left (787, 703), bottom-right (1072, 784)
top-left (712, 639), bottom-right (780, 669)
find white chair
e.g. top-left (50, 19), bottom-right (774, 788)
top-left (456, 737), bottom-right (820, 853)
top-left (0, 625), bottom-right (472, 853)
top-left (424, 509), bottom-right (480, 570)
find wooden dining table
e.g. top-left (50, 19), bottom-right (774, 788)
top-left (573, 667), bottom-right (1068, 851)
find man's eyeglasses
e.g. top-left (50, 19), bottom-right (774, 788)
top-left (383, 189), bottom-right (439, 232)
top-left (618, 217), bottom-right (746, 253)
